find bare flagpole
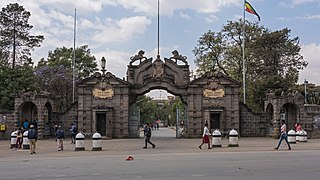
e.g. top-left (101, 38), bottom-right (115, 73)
top-left (72, 9), bottom-right (77, 103)
top-left (157, 0), bottom-right (160, 58)
top-left (242, 1), bottom-right (246, 104)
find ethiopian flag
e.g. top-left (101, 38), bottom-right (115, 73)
top-left (245, 1), bottom-right (260, 21)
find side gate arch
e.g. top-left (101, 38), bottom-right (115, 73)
top-left (13, 92), bottom-right (54, 139)
top-left (265, 92), bottom-right (305, 136)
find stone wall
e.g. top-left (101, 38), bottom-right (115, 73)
top-left (240, 103), bottom-right (267, 137)
top-left (0, 111), bottom-right (14, 140)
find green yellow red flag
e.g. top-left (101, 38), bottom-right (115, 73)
top-left (245, 1), bottom-right (260, 21)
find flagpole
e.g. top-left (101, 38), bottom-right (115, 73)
top-left (242, 0), bottom-right (246, 104)
top-left (72, 9), bottom-right (76, 103)
top-left (157, 0), bottom-right (160, 58)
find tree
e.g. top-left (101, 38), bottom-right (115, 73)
top-left (0, 64), bottom-right (38, 110)
top-left (193, 31), bottom-right (228, 76)
top-left (193, 20), bottom-right (308, 111)
top-left (35, 45), bottom-right (98, 111)
top-left (45, 45), bottom-right (98, 79)
top-left (0, 3), bottom-right (44, 68)
top-left (35, 65), bottom-right (73, 111)
top-left (135, 95), bottom-right (157, 124)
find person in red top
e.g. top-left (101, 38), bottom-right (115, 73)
top-left (295, 123), bottom-right (302, 132)
top-left (274, 120), bottom-right (291, 150)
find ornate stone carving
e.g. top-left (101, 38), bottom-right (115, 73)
top-left (152, 59), bottom-right (164, 78)
top-left (169, 50), bottom-right (188, 65)
top-left (130, 50), bottom-right (147, 65)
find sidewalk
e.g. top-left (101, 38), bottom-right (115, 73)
top-left (1, 136), bottom-right (319, 160)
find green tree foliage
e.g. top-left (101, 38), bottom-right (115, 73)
top-left (0, 3), bottom-right (44, 68)
top-left (0, 64), bottom-right (37, 110)
top-left (35, 45), bottom-right (98, 111)
top-left (135, 95), bottom-right (158, 124)
top-left (0, 3), bottom-right (43, 110)
top-left (35, 65), bottom-right (72, 111)
top-left (193, 20), bottom-right (308, 111)
top-left (44, 45), bottom-right (98, 79)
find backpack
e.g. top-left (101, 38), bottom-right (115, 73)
top-left (72, 125), bottom-right (78, 134)
top-left (145, 127), bottom-right (151, 137)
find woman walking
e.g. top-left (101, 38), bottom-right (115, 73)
top-left (199, 123), bottom-right (211, 149)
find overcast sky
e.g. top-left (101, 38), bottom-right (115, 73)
top-left (1, 0), bottom-right (320, 96)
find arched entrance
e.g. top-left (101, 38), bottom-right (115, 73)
top-left (18, 102), bottom-right (38, 129)
top-left (266, 103), bottom-right (274, 135)
top-left (280, 103), bottom-right (299, 130)
top-left (12, 92), bottom-right (55, 139)
top-left (43, 102), bottom-right (53, 137)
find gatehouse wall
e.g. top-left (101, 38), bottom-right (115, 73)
top-left (240, 103), bottom-right (267, 137)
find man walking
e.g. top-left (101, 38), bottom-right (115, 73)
top-left (55, 126), bottom-right (65, 151)
top-left (28, 125), bottom-right (38, 154)
top-left (274, 119), bottom-right (291, 150)
top-left (143, 123), bottom-right (156, 149)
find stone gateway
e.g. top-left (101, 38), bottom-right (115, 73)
top-left (2, 50), bottom-right (319, 139)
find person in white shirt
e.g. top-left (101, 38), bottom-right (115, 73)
top-left (274, 120), bottom-right (291, 150)
top-left (199, 123), bottom-right (211, 149)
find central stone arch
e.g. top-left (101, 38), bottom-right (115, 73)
top-left (126, 50), bottom-right (241, 138)
top-left (76, 50), bottom-right (241, 139)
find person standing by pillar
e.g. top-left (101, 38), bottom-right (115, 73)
top-left (28, 125), bottom-right (38, 154)
top-left (274, 119), bottom-right (291, 150)
top-left (199, 123), bottom-right (211, 149)
top-left (55, 126), bottom-right (65, 151)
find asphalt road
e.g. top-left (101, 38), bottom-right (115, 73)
top-left (1, 149), bottom-right (320, 179)
top-left (1, 128), bottom-right (320, 180)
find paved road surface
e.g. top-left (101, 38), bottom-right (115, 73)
top-left (1, 127), bottom-right (320, 180)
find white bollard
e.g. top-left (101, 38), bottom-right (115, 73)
top-left (300, 130), bottom-right (308, 143)
top-left (212, 130), bottom-right (222, 148)
top-left (22, 130), bottom-right (30, 149)
top-left (298, 131), bottom-right (303, 142)
top-left (75, 133), bottom-right (85, 151)
top-left (10, 131), bottom-right (17, 149)
top-left (287, 130), bottom-right (296, 144)
top-left (228, 129), bottom-right (239, 147)
top-left (295, 130), bottom-right (301, 142)
top-left (92, 132), bottom-right (102, 151)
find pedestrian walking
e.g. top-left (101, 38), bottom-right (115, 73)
top-left (28, 125), bottom-right (38, 154)
top-left (55, 126), bottom-right (65, 151)
top-left (143, 123), bottom-right (156, 149)
top-left (274, 120), bottom-right (291, 150)
top-left (69, 123), bottom-right (77, 144)
top-left (199, 123), bottom-right (211, 149)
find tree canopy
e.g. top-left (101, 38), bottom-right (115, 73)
top-left (193, 20), bottom-right (308, 111)
top-left (0, 3), bottom-right (44, 68)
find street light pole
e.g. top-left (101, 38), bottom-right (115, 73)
top-left (304, 79), bottom-right (308, 104)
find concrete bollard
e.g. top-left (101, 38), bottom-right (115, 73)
top-left (296, 130), bottom-right (301, 142)
top-left (300, 130), bottom-right (308, 143)
top-left (22, 130), bottom-right (30, 149)
top-left (287, 130), bottom-right (296, 144)
top-left (92, 132), bottom-right (102, 151)
top-left (10, 131), bottom-right (17, 149)
top-left (212, 130), bottom-right (222, 148)
top-left (228, 129), bottom-right (239, 147)
top-left (75, 132), bottom-right (85, 151)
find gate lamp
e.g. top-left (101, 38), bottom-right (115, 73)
top-left (101, 57), bottom-right (106, 75)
